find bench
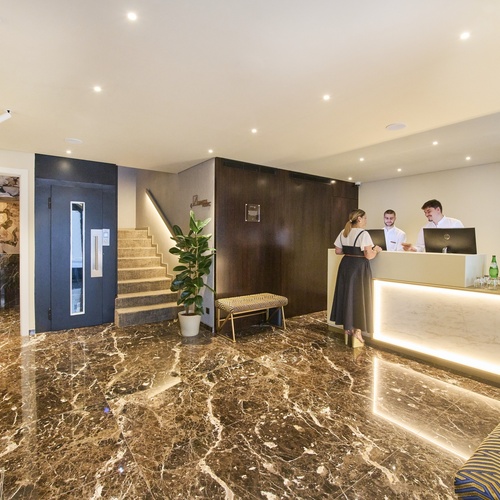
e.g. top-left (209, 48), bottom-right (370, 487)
top-left (454, 422), bottom-right (500, 499)
top-left (215, 293), bottom-right (288, 342)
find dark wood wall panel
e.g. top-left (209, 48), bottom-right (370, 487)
top-left (215, 158), bottom-right (358, 318)
top-left (281, 174), bottom-right (338, 316)
top-left (215, 160), bottom-right (283, 298)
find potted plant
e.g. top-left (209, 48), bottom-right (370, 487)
top-left (169, 210), bottom-right (216, 336)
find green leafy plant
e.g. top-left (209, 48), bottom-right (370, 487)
top-left (169, 210), bottom-right (215, 315)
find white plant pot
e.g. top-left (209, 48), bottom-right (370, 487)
top-left (178, 311), bottom-right (201, 337)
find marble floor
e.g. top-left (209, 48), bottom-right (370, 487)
top-left (2, 309), bottom-right (500, 499)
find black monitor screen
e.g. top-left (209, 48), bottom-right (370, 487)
top-left (367, 229), bottom-right (387, 251)
top-left (423, 228), bottom-right (477, 254)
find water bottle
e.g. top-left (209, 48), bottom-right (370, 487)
top-left (489, 255), bottom-right (498, 279)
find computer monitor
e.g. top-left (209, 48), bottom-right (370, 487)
top-left (423, 228), bottom-right (477, 254)
top-left (367, 229), bottom-right (387, 251)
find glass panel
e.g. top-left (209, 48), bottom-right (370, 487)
top-left (71, 202), bottom-right (85, 315)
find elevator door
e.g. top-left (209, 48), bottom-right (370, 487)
top-left (50, 185), bottom-right (106, 330)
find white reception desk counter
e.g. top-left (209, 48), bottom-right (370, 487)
top-left (328, 251), bottom-right (500, 383)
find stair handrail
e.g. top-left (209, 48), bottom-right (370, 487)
top-left (145, 189), bottom-right (175, 235)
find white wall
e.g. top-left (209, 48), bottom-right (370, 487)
top-left (117, 166), bottom-right (137, 229)
top-left (360, 162), bottom-right (500, 272)
top-left (0, 149), bottom-right (35, 335)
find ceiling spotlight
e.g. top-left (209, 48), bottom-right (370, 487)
top-left (65, 137), bottom-right (83, 145)
top-left (432, 141), bottom-right (439, 146)
top-left (323, 94), bottom-right (331, 101)
top-left (208, 149), bottom-right (214, 154)
top-left (93, 85), bottom-right (102, 93)
top-left (251, 128), bottom-right (258, 134)
top-left (460, 32), bottom-right (470, 41)
top-left (127, 12), bottom-right (138, 21)
top-left (397, 168), bottom-right (402, 172)
top-left (359, 157), bottom-right (365, 162)
top-left (330, 180), bottom-right (336, 184)
top-left (0, 109), bottom-right (12, 123)
top-left (386, 122), bottom-right (406, 131)
top-left (465, 156), bottom-right (471, 161)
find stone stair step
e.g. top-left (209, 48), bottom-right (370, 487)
top-left (118, 238), bottom-right (153, 248)
top-left (115, 228), bottom-right (177, 327)
top-left (115, 302), bottom-right (181, 327)
top-left (115, 290), bottom-right (178, 309)
top-left (118, 228), bottom-right (149, 239)
top-left (118, 256), bottom-right (162, 268)
top-left (118, 266), bottom-right (167, 280)
top-left (118, 247), bottom-right (158, 258)
top-left (118, 277), bottom-right (171, 294)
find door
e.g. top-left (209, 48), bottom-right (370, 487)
top-left (50, 185), bottom-right (112, 330)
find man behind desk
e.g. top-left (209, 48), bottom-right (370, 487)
top-left (383, 209), bottom-right (406, 251)
top-left (402, 199), bottom-right (464, 252)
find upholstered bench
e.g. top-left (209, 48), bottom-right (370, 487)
top-left (215, 293), bottom-right (288, 342)
top-left (454, 422), bottom-right (500, 499)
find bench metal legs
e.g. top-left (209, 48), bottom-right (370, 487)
top-left (216, 306), bottom-right (287, 342)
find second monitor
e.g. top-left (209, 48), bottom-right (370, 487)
top-left (423, 227), bottom-right (477, 254)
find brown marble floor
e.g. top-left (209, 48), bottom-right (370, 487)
top-left (1, 308), bottom-right (500, 499)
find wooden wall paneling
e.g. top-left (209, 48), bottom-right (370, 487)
top-left (215, 158), bottom-right (359, 323)
top-left (215, 159), bottom-right (282, 299)
top-left (280, 174), bottom-right (336, 317)
top-left (331, 195), bottom-right (359, 244)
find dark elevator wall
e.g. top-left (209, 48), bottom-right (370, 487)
top-left (215, 158), bottom-right (358, 318)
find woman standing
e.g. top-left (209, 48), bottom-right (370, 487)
top-left (330, 209), bottom-right (382, 343)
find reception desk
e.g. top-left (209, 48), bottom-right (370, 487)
top-left (328, 251), bottom-right (500, 384)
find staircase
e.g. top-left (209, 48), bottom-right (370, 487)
top-left (115, 228), bottom-right (181, 327)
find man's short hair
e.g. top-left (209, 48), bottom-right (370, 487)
top-left (384, 209), bottom-right (396, 216)
top-left (421, 199), bottom-right (442, 211)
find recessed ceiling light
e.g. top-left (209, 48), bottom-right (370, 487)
top-left (251, 128), bottom-right (258, 134)
top-left (386, 122), bottom-right (406, 131)
top-left (127, 12), bottom-right (138, 21)
top-left (397, 168), bottom-right (402, 172)
top-left (323, 94), bottom-right (331, 101)
top-left (93, 85), bottom-right (102, 93)
top-left (348, 177), bottom-right (353, 181)
top-left (460, 31), bottom-right (470, 41)
top-left (65, 137), bottom-right (83, 144)
top-left (465, 156), bottom-right (471, 161)
top-left (66, 150), bottom-right (72, 155)
top-left (432, 141), bottom-right (439, 146)
top-left (359, 157), bottom-right (364, 162)
top-left (208, 149), bottom-right (214, 154)
top-left (330, 180), bottom-right (336, 184)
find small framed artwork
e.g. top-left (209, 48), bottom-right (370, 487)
top-left (245, 203), bottom-right (260, 222)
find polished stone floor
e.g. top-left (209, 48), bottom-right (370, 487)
top-left (2, 308), bottom-right (500, 499)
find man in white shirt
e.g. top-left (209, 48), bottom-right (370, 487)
top-left (402, 199), bottom-right (464, 252)
top-left (383, 209), bottom-right (406, 251)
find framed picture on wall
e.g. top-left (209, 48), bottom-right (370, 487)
top-left (0, 176), bottom-right (20, 201)
top-left (245, 203), bottom-right (260, 222)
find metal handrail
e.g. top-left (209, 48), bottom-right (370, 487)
top-left (145, 188), bottom-right (175, 234)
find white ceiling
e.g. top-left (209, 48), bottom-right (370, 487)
top-left (1, 0), bottom-right (500, 182)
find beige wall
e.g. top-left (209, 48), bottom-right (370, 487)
top-left (360, 162), bottom-right (500, 272)
top-left (117, 166), bottom-right (137, 229)
top-left (0, 149), bottom-right (35, 335)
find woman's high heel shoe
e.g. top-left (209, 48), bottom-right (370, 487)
top-left (353, 329), bottom-right (365, 344)
top-left (344, 329), bottom-right (352, 345)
